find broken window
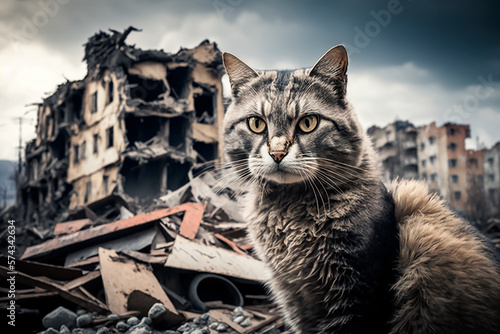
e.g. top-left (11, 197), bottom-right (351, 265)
top-left (91, 91), bottom-right (98, 114)
top-left (121, 158), bottom-right (167, 198)
top-left (167, 67), bottom-right (190, 99)
top-left (169, 116), bottom-right (188, 148)
top-left (167, 159), bottom-right (190, 191)
top-left (103, 175), bottom-right (109, 194)
top-left (125, 115), bottom-right (162, 145)
top-left (107, 126), bottom-right (114, 148)
top-left (107, 79), bottom-right (114, 105)
top-left (194, 141), bottom-right (218, 162)
top-left (68, 90), bottom-right (83, 122)
top-left (194, 91), bottom-right (215, 124)
top-left (74, 144), bottom-right (80, 164)
top-left (81, 140), bottom-right (86, 160)
top-left (128, 74), bottom-right (166, 102)
top-left (58, 106), bottom-right (65, 124)
top-left (93, 134), bottom-right (98, 154)
top-left (85, 181), bottom-right (91, 203)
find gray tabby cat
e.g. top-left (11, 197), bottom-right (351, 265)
top-left (221, 46), bottom-right (500, 333)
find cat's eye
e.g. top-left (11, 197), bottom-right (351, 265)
top-left (247, 116), bottom-right (267, 134)
top-left (298, 115), bottom-right (318, 133)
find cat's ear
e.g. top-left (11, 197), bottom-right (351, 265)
top-left (309, 45), bottom-right (348, 93)
top-left (223, 52), bottom-right (259, 98)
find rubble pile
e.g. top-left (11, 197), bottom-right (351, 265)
top-left (1, 172), bottom-right (286, 333)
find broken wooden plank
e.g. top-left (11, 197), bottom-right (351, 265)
top-left (121, 250), bottom-right (168, 264)
top-left (214, 233), bottom-right (247, 255)
top-left (66, 255), bottom-right (99, 269)
top-left (22, 203), bottom-right (205, 260)
top-left (0, 265), bottom-right (108, 313)
top-left (209, 308), bottom-right (246, 333)
top-left (0, 291), bottom-right (58, 302)
top-left (53, 218), bottom-right (93, 235)
top-left (98, 248), bottom-right (183, 324)
top-left (63, 270), bottom-right (101, 290)
top-left (165, 236), bottom-right (268, 281)
top-left (178, 202), bottom-right (205, 239)
top-left (0, 255), bottom-right (83, 281)
top-left (241, 314), bottom-right (281, 334)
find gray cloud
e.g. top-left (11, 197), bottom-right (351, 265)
top-left (0, 0), bottom-right (498, 160)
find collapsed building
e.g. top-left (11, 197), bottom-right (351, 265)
top-left (18, 27), bottom-right (225, 231)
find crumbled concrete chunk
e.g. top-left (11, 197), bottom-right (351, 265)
top-left (43, 306), bottom-right (77, 329)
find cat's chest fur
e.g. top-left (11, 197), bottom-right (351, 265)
top-left (245, 182), bottom-right (398, 333)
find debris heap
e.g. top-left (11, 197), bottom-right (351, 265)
top-left (1, 173), bottom-right (286, 333)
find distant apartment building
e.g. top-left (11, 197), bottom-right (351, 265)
top-left (18, 27), bottom-right (225, 225)
top-left (368, 120), bottom-right (490, 215)
top-left (367, 120), bottom-right (418, 184)
top-left (484, 142), bottom-right (500, 215)
top-left (417, 122), bottom-right (473, 212)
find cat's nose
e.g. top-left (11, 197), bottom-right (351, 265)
top-left (269, 151), bottom-right (287, 164)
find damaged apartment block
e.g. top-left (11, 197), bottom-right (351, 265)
top-left (18, 27), bottom-right (225, 230)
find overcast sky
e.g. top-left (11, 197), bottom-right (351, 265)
top-left (1, 0), bottom-right (499, 161)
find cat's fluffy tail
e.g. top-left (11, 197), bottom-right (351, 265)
top-left (389, 179), bottom-right (500, 334)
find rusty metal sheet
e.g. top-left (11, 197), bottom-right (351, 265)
top-left (53, 218), bottom-right (93, 235)
top-left (98, 248), bottom-right (183, 324)
top-left (214, 233), bottom-right (247, 255)
top-left (21, 202), bottom-right (205, 260)
top-left (0, 255), bottom-right (83, 281)
top-left (165, 236), bottom-right (268, 281)
top-left (178, 202), bottom-right (205, 239)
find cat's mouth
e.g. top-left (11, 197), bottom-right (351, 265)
top-left (264, 170), bottom-right (305, 184)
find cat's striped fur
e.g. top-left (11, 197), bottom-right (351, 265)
top-left (222, 46), bottom-right (500, 333)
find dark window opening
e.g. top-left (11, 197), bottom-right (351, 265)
top-left (468, 158), bottom-right (478, 168)
top-left (107, 79), bottom-right (114, 104)
top-left (58, 106), bottom-right (65, 124)
top-left (448, 143), bottom-right (456, 151)
top-left (107, 126), bottom-right (114, 148)
top-left (430, 155), bottom-right (436, 164)
top-left (194, 141), bottom-right (218, 162)
top-left (51, 131), bottom-right (68, 160)
top-left (91, 91), bottom-right (98, 114)
top-left (74, 144), bottom-right (80, 164)
top-left (449, 128), bottom-right (456, 135)
top-left (451, 175), bottom-right (459, 183)
top-left (122, 158), bottom-right (167, 198)
top-left (421, 159), bottom-right (426, 167)
top-left (454, 191), bottom-right (461, 201)
top-left (167, 160), bottom-right (190, 191)
top-left (421, 172), bottom-right (427, 180)
top-left (68, 90), bottom-right (83, 122)
top-left (487, 158), bottom-right (494, 167)
top-left (429, 136), bottom-right (436, 144)
top-left (420, 143), bottom-right (425, 150)
top-left (85, 181), bottom-right (91, 203)
top-left (430, 173), bottom-right (437, 182)
top-left (93, 134), bottom-right (98, 154)
top-left (449, 159), bottom-right (457, 168)
top-left (103, 175), bottom-right (109, 194)
top-left (194, 93), bottom-right (215, 124)
top-left (125, 115), bottom-right (162, 145)
top-left (128, 74), bottom-right (166, 102)
top-left (81, 140), bottom-right (86, 160)
top-left (169, 116), bottom-right (189, 148)
top-left (167, 67), bottom-right (190, 99)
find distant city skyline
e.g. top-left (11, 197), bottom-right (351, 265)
top-left (1, 0), bottom-right (499, 161)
